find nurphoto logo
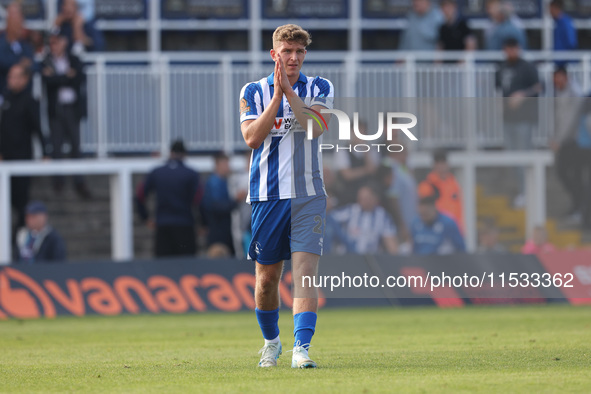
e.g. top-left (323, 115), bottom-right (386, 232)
top-left (305, 108), bottom-right (418, 152)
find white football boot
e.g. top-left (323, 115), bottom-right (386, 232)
top-left (291, 342), bottom-right (317, 369)
top-left (258, 341), bottom-right (282, 367)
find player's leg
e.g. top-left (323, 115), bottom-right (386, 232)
top-left (255, 260), bottom-right (284, 367)
top-left (291, 251), bottom-right (320, 368)
top-left (289, 195), bottom-right (326, 368)
top-left (250, 199), bottom-right (292, 367)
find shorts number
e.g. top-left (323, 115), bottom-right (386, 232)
top-left (313, 215), bottom-right (323, 234)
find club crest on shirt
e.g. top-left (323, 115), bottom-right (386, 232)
top-left (240, 97), bottom-right (250, 115)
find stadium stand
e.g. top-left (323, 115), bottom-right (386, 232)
top-left (1, 0), bottom-right (591, 264)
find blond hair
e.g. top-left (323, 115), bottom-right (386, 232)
top-left (272, 24), bottom-right (312, 49)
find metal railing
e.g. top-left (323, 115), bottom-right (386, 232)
top-left (77, 51), bottom-right (591, 156)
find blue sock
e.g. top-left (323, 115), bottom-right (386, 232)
top-left (256, 308), bottom-right (280, 340)
top-left (293, 312), bottom-right (317, 348)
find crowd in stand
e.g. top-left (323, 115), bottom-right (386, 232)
top-left (1, 0), bottom-right (590, 263)
top-left (400, 0), bottom-right (576, 53)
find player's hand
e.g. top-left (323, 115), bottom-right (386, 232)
top-left (277, 58), bottom-right (293, 95)
top-left (273, 59), bottom-right (283, 99)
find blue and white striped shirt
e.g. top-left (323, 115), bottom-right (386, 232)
top-left (330, 204), bottom-right (397, 255)
top-left (239, 72), bottom-right (334, 203)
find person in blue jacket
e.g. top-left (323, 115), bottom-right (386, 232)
top-left (15, 201), bottom-right (66, 263)
top-left (201, 152), bottom-right (246, 257)
top-left (411, 182), bottom-right (466, 255)
top-left (549, 0), bottom-right (577, 65)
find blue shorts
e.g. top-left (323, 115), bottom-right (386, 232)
top-left (249, 195), bottom-right (326, 265)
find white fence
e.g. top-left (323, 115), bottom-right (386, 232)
top-left (0, 151), bottom-right (552, 264)
top-left (77, 51), bottom-right (591, 156)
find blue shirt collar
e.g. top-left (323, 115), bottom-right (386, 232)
top-left (267, 71), bottom-right (308, 86)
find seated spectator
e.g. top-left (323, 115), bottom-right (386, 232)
top-left (438, 0), bottom-right (476, 51)
top-left (53, 0), bottom-right (105, 54)
top-left (136, 140), bottom-right (202, 258)
top-left (0, 2), bottom-right (33, 99)
top-left (424, 149), bottom-right (464, 232)
top-left (14, 201), bottom-right (66, 263)
top-left (399, 0), bottom-right (444, 51)
top-left (323, 190), bottom-right (356, 254)
top-left (549, 0), bottom-right (577, 65)
top-left (332, 120), bottom-right (380, 205)
top-left (485, 0), bottom-right (527, 50)
top-left (202, 152), bottom-right (246, 257)
top-left (477, 221), bottom-right (506, 253)
top-left (522, 225), bottom-right (556, 254)
top-left (411, 183), bottom-right (465, 255)
top-left (329, 185), bottom-right (398, 255)
top-left (206, 243), bottom-right (232, 259)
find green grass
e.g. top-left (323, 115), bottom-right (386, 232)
top-left (1, 305), bottom-right (590, 393)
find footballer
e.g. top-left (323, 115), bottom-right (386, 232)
top-left (239, 24), bottom-right (334, 368)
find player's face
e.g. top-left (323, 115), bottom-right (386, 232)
top-left (272, 41), bottom-right (306, 78)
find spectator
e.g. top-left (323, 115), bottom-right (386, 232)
top-left (385, 145), bottom-right (418, 252)
top-left (14, 201), bottom-right (66, 263)
top-left (323, 189), bottom-right (356, 255)
top-left (41, 33), bottom-right (90, 199)
top-left (551, 67), bottom-right (585, 222)
top-left (485, 0), bottom-right (527, 50)
top-left (329, 185), bottom-right (398, 255)
top-left (399, 0), bottom-right (444, 51)
top-left (228, 151), bottom-right (252, 258)
top-left (29, 30), bottom-right (48, 63)
top-left (496, 38), bottom-right (541, 206)
top-left (477, 222), bottom-right (506, 253)
top-left (135, 140), bottom-right (202, 258)
top-left (0, 64), bottom-right (48, 229)
top-left (411, 182), bottom-right (465, 255)
top-left (53, 0), bottom-right (105, 54)
top-left (438, 0), bottom-right (476, 51)
top-left (496, 38), bottom-right (541, 144)
top-left (549, 0), bottom-right (577, 64)
top-left (569, 95), bottom-right (591, 229)
top-left (0, 2), bottom-right (33, 99)
top-left (202, 152), bottom-right (246, 257)
top-left (522, 225), bottom-right (556, 254)
top-left (424, 149), bottom-right (464, 232)
top-left (333, 120), bottom-right (380, 205)
top-left (206, 243), bottom-right (232, 259)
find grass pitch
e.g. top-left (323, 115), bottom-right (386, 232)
top-left (1, 305), bottom-right (589, 393)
